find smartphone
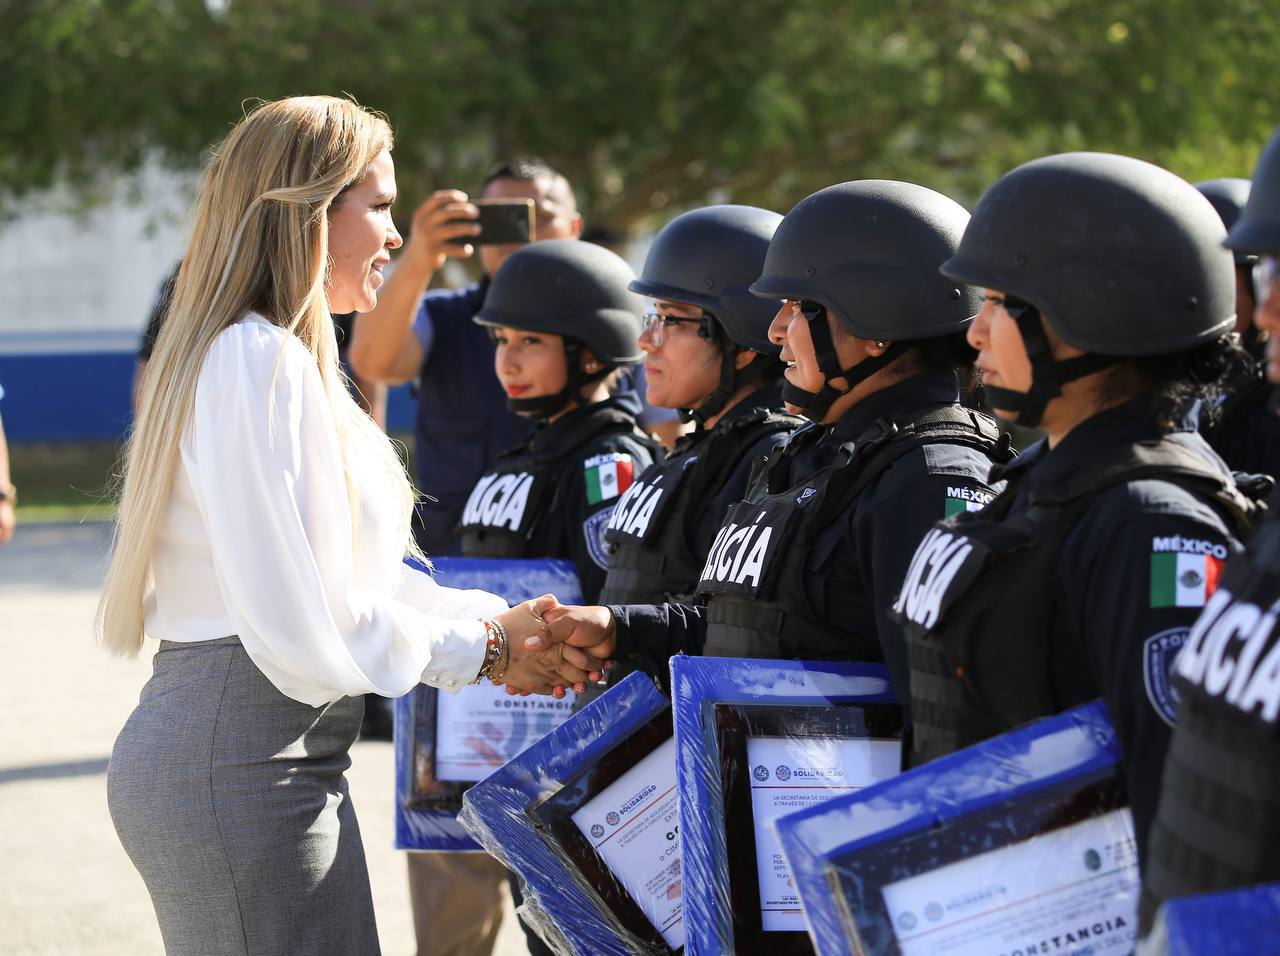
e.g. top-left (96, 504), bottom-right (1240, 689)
top-left (449, 198), bottom-right (536, 247)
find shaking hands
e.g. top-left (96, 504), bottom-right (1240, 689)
top-left (492, 596), bottom-right (616, 698)
top-left (499, 601), bottom-right (620, 698)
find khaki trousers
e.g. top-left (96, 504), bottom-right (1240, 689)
top-left (408, 851), bottom-right (509, 956)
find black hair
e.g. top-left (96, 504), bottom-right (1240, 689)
top-left (481, 156), bottom-right (565, 191)
top-left (897, 331), bottom-right (982, 398)
top-left (1095, 332), bottom-right (1246, 430)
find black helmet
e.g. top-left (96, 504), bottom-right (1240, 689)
top-left (631, 205), bottom-right (783, 353)
top-left (748, 180), bottom-right (981, 421)
top-left (630, 204), bottom-right (785, 423)
top-left (1196, 178), bottom-right (1255, 265)
top-left (943, 152), bottom-right (1235, 427)
top-left (475, 239), bottom-right (644, 416)
top-left (1227, 126), bottom-right (1280, 254)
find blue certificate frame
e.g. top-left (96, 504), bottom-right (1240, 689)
top-left (1150, 882), bottom-right (1280, 955)
top-left (394, 556), bottom-right (582, 852)
top-left (459, 671), bottom-right (671, 955)
top-left (773, 700), bottom-right (1131, 956)
top-left (669, 655), bottom-right (897, 956)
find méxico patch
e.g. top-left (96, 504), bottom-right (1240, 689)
top-left (1150, 537), bottom-right (1226, 608)
top-left (944, 485), bottom-right (993, 517)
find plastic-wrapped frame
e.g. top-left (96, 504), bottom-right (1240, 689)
top-left (1138, 882), bottom-right (1280, 956)
top-left (775, 700), bottom-right (1140, 956)
top-left (669, 655), bottom-right (899, 956)
top-left (394, 556), bottom-right (581, 852)
top-left (460, 671), bottom-right (676, 955)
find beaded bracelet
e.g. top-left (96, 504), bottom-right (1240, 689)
top-left (473, 618), bottom-right (510, 684)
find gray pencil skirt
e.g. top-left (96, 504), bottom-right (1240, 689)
top-left (107, 636), bottom-right (380, 955)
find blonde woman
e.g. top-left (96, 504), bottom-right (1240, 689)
top-left (100, 96), bottom-right (600, 955)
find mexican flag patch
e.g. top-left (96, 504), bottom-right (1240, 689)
top-left (584, 453), bottom-right (634, 505)
top-left (944, 485), bottom-right (993, 517)
top-left (1149, 551), bottom-right (1224, 608)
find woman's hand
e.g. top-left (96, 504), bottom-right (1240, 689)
top-left (491, 596), bottom-right (612, 697)
top-left (500, 604), bottom-right (619, 697)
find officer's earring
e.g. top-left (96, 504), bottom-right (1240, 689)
top-left (875, 340), bottom-right (887, 350)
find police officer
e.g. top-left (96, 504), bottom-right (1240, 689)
top-left (1140, 129), bottom-right (1280, 933)
top-left (540, 181), bottom-right (1008, 711)
top-left (894, 153), bottom-right (1260, 871)
top-left (1195, 178), bottom-right (1280, 477)
top-left (457, 239), bottom-right (659, 604)
top-left (600, 205), bottom-right (799, 606)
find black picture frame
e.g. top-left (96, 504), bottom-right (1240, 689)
top-left (405, 685), bottom-right (468, 811)
top-left (824, 768), bottom-right (1132, 955)
top-left (714, 701), bottom-right (905, 955)
top-left (525, 709), bottom-right (681, 955)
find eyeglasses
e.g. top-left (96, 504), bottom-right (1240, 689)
top-left (641, 311), bottom-right (705, 347)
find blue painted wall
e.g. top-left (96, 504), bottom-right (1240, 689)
top-left (0, 351), bottom-right (415, 443)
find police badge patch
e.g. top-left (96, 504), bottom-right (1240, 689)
top-left (583, 507), bottom-right (615, 570)
top-left (1143, 626), bottom-right (1190, 726)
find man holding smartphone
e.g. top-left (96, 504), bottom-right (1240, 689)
top-left (351, 158), bottom-right (584, 560)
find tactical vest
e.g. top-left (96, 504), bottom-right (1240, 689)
top-left (695, 405), bottom-right (1008, 661)
top-left (599, 409), bottom-right (800, 605)
top-left (457, 405), bottom-right (651, 559)
top-left (897, 437), bottom-right (1263, 769)
top-left (1139, 491), bottom-right (1280, 934)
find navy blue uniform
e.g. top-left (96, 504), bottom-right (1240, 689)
top-left (601, 384), bottom-right (794, 605)
top-left (1141, 488), bottom-right (1280, 930)
top-left (900, 402), bottom-right (1249, 866)
top-left (457, 398), bottom-right (658, 603)
top-left (611, 373), bottom-right (1001, 699)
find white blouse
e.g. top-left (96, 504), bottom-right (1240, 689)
top-left (145, 315), bottom-right (506, 707)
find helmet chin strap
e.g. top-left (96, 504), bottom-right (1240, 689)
top-left (506, 340), bottom-right (611, 418)
top-left (983, 298), bottom-right (1118, 428)
top-left (783, 303), bottom-right (909, 423)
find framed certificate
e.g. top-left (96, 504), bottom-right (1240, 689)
top-left (460, 671), bottom-right (677, 956)
top-left (669, 656), bottom-right (899, 956)
top-left (527, 711), bottom-right (682, 953)
top-left (394, 556), bottom-right (582, 852)
top-left (772, 700), bottom-right (1135, 956)
top-left (717, 704), bottom-right (902, 950)
top-left (828, 769), bottom-right (1137, 956)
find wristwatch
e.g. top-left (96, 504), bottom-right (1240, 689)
top-left (0, 483), bottom-right (16, 505)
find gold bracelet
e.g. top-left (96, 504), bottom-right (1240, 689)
top-left (472, 619), bottom-right (510, 684)
top-left (488, 618), bottom-right (510, 682)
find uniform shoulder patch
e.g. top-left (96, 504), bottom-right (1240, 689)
top-left (584, 453), bottom-right (634, 505)
top-left (944, 484), bottom-right (993, 517)
top-left (1144, 626), bottom-right (1190, 726)
top-left (1149, 535), bottom-right (1227, 608)
top-left (583, 507), bottom-right (614, 570)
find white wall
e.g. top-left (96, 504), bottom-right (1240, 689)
top-left (0, 163), bottom-right (194, 354)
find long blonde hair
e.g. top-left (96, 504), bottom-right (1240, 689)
top-left (98, 95), bottom-right (419, 656)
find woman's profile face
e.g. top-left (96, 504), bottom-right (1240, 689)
top-left (768, 299), bottom-right (824, 412)
top-left (639, 299), bottom-right (722, 409)
top-left (327, 149), bottom-right (402, 314)
top-left (493, 327), bottom-right (569, 407)
top-left (968, 289), bottom-right (1034, 417)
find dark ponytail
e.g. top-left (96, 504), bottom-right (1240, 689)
top-left (1096, 332), bottom-right (1247, 430)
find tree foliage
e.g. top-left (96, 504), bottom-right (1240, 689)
top-left (1, 0), bottom-right (1277, 232)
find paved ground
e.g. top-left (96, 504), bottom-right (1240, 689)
top-left (0, 521), bottom-right (528, 955)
